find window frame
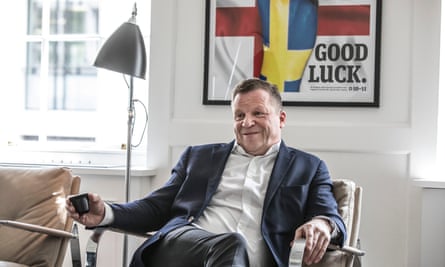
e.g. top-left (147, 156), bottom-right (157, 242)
top-left (0, 0), bottom-right (150, 168)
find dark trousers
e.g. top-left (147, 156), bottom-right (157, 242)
top-left (141, 225), bottom-right (250, 267)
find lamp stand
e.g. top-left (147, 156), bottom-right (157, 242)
top-left (123, 76), bottom-right (135, 266)
top-left (92, 4), bottom-right (146, 265)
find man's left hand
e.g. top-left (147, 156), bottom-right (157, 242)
top-left (293, 218), bottom-right (332, 265)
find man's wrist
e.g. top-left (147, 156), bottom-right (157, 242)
top-left (313, 215), bottom-right (339, 238)
top-left (98, 202), bottom-right (114, 226)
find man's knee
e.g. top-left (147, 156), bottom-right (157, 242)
top-left (223, 232), bottom-right (247, 249)
top-left (206, 232), bottom-right (249, 266)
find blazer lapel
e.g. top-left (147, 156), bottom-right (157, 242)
top-left (203, 141), bottom-right (234, 205)
top-left (263, 142), bottom-right (294, 210)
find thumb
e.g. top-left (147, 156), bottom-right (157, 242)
top-left (291, 225), bottom-right (305, 247)
top-left (294, 225), bottom-right (305, 239)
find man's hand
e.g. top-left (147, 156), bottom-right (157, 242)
top-left (66, 193), bottom-right (105, 228)
top-left (293, 218), bottom-right (332, 265)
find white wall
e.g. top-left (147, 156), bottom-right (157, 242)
top-left (145, 0), bottom-right (442, 266)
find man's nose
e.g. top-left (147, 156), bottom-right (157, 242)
top-left (242, 115), bottom-right (255, 127)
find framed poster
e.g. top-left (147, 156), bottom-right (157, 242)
top-left (203, 0), bottom-right (382, 107)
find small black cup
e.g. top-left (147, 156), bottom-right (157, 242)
top-left (69, 193), bottom-right (90, 215)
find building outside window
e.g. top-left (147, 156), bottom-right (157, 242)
top-left (0, 0), bottom-right (150, 167)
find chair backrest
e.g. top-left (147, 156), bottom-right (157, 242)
top-left (0, 167), bottom-right (80, 267)
top-left (332, 179), bottom-right (362, 249)
top-left (331, 179), bottom-right (363, 267)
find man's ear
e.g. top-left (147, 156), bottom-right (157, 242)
top-left (279, 110), bottom-right (286, 128)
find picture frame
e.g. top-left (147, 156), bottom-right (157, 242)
top-left (203, 0), bottom-right (382, 107)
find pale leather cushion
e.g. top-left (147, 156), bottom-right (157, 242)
top-left (0, 167), bottom-right (73, 267)
top-left (332, 179), bottom-right (356, 244)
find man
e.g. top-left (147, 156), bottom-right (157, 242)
top-left (67, 78), bottom-right (346, 267)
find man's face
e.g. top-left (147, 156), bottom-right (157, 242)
top-left (232, 88), bottom-right (286, 156)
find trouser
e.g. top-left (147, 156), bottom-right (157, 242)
top-left (141, 225), bottom-right (250, 267)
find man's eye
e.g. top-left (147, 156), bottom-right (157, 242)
top-left (255, 111), bottom-right (266, 117)
top-left (235, 114), bottom-right (244, 121)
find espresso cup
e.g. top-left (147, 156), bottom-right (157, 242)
top-left (69, 193), bottom-right (90, 215)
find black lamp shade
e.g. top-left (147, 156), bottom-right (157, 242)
top-left (94, 22), bottom-right (147, 79)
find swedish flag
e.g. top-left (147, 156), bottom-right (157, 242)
top-left (258, 0), bottom-right (318, 92)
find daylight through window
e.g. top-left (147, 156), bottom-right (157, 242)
top-left (0, 0), bottom-right (150, 167)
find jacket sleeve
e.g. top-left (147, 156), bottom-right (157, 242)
top-left (110, 146), bottom-right (193, 233)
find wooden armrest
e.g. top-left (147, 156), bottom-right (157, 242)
top-left (0, 220), bottom-right (82, 267)
top-left (291, 238), bottom-right (366, 257)
top-left (0, 219), bottom-right (77, 239)
top-left (290, 239), bottom-right (365, 267)
top-left (290, 239), bottom-right (305, 266)
top-left (86, 225), bottom-right (153, 241)
top-left (328, 244), bottom-right (365, 256)
top-left (92, 226), bottom-right (153, 238)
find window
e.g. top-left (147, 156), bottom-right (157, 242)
top-left (0, 0), bottom-right (150, 167)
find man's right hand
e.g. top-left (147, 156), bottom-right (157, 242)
top-left (66, 193), bottom-right (106, 228)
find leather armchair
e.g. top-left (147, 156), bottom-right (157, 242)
top-left (0, 167), bottom-right (81, 267)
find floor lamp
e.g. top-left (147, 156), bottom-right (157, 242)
top-left (93, 3), bottom-right (147, 266)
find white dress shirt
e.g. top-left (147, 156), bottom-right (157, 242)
top-left (194, 142), bottom-right (280, 266)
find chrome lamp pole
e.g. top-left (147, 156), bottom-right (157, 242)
top-left (93, 3), bottom-right (146, 266)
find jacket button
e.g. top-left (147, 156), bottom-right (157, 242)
top-left (188, 216), bottom-right (195, 223)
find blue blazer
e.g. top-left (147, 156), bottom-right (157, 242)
top-left (110, 140), bottom-right (346, 267)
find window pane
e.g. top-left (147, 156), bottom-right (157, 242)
top-left (48, 41), bottom-right (99, 110)
top-left (28, 0), bottom-right (42, 35)
top-left (25, 42), bottom-right (42, 110)
top-left (50, 0), bottom-right (99, 34)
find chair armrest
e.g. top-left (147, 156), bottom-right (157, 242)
top-left (328, 244), bottom-right (365, 257)
top-left (86, 226), bottom-right (153, 239)
top-left (0, 219), bottom-right (82, 267)
top-left (290, 238), bottom-right (365, 266)
top-left (290, 238), bottom-right (365, 257)
top-left (290, 239), bottom-right (306, 266)
top-left (0, 219), bottom-right (77, 239)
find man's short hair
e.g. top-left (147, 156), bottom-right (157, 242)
top-left (231, 78), bottom-right (283, 110)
